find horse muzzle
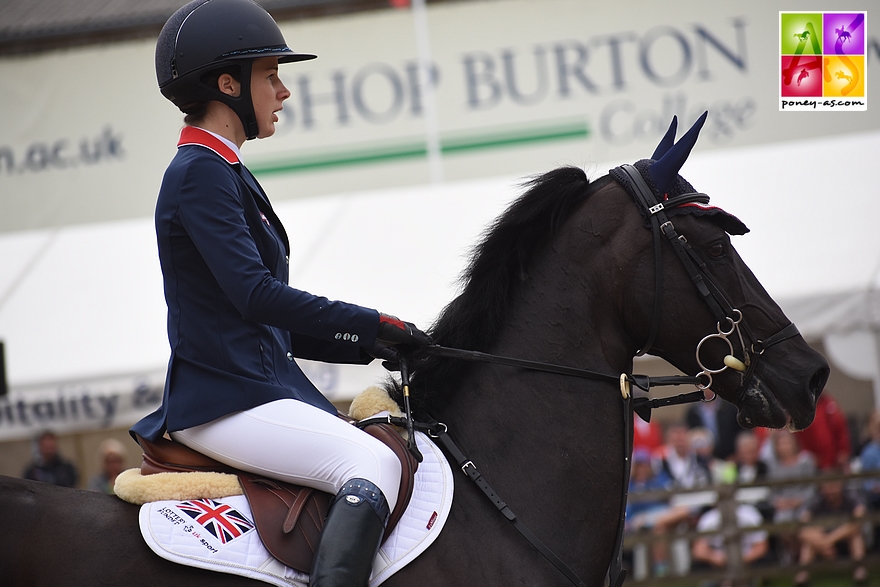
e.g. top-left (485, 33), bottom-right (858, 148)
top-left (731, 345), bottom-right (829, 430)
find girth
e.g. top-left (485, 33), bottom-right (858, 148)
top-left (134, 422), bottom-right (418, 574)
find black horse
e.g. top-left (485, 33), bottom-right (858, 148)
top-left (0, 117), bottom-right (828, 586)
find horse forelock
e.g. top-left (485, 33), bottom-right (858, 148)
top-left (395, 167), bottom-right (607, 411)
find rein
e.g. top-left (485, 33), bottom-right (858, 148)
top-left (425, 344), bottom-right (705, 392)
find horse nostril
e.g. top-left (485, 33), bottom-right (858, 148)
top-left (809, 366), bottom-right (829, 401)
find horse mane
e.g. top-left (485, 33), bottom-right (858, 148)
top-left (389, 166), bottom-right (610, 412)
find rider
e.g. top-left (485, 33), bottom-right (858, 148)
top-left (130, 1), bottom-right (430, 584)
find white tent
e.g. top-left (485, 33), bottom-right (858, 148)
top-left (0, 130), bottom-right (878, 439)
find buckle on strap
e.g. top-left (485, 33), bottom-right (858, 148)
top-left (752, 323), bottom-right (800, 354)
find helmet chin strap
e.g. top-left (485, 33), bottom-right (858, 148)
top-left (210, 60), bottom-right (259, 140)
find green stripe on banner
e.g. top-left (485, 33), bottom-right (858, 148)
top-left (250, 120), bottom-right (590, 177)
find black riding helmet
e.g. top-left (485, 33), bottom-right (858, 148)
top-left (156, 0), bottom-right (315, 140)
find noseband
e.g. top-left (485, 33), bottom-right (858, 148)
top-left (615, 164), bottom-right (801, 397)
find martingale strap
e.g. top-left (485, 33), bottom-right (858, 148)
top-left (359, 414), bottom-right (591, 587)
top-left (430, 424), bottom-right (589, 587)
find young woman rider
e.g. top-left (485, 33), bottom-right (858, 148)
top-left (130, 1), bottom-right (430, 585)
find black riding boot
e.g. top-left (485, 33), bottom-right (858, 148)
top-left (309, 478), bottom-right (390, 587)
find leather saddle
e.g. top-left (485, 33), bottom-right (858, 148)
top-left (134, 421), bottom-right (418, 574)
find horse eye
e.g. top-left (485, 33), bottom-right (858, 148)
top-left (707, 243), bottom-right (725, 258)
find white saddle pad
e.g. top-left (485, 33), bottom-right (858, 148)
top-left (139, 431), bottom-right (453, 587)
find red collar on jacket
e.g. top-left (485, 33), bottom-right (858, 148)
top-left (177, 126), bottom-right (240, 165)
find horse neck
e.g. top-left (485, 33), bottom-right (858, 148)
top-left (434, 184), bottom-right (640, 426)
top-left (428, 244), bottom-right (629, 577)
top-left (431, 190), bottom-right (633, 501)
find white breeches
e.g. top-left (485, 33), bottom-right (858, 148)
top-left (170, 398), bottom-right (401, 511)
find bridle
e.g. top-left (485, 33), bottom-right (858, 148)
top-left (616, 163), bottom-right (801, 397)
top-left (393, 164), bottom-right (803, 587)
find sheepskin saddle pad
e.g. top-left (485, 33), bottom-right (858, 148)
top-left (117, 388), bottom-right (454, 587)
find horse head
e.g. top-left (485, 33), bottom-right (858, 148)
top-left (615, 113), bottom-right (829, 431)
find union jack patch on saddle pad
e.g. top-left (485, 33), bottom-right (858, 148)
top-left (139, 432), bottom-right (453, 587)
top-left (177, 498), bottom-right (255, 544)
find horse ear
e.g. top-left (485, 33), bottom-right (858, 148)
top-left (648, 111), bottom-right (708, 194)
top-left (650, 115), bottom-right (678, 160)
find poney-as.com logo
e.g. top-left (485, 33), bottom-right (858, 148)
top-left (779, 12), bottom-right (867, 111)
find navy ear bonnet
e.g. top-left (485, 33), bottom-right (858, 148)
top-left (610, 113), bottom-right (749, 236)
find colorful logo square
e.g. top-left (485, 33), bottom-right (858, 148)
top-left (823, 55), bottom-right (865, 98)
top-left (781, 13), bottom-right (822, 55)
top-left (781, 56), bottom-right (823, 97)
top-left (823, 13), bottom-right (866, 55)
top-left (779, 11), bottom-right (867, 111)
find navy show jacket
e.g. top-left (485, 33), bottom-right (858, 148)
top-left (131, 127), bottom-right (379, 442)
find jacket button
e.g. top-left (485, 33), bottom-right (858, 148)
top-left (287, 352), bottom-right (293, 361)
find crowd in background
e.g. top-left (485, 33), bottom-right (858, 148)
top-left (626, 391), bottom-right (879, 585)
top-left (21, 430), bottom-right (127, 495)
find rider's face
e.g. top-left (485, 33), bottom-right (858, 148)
top-left (250, 57), bottom-right (291, 139)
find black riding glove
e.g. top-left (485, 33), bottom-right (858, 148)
top-left (365, 341), bottom-right (400, 363)
top-left (376, 313), bottom-right (432, 350)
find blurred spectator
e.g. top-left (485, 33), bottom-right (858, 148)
top-left (733, 431), bottom-right (768, 484)
top-left (689, 427), bottom-right (734, 485)
top-left (87, 438), bottom-right (127, 495)
top-left (795, 473), bottom-right (867, 585)
top-left (686, 399), bottom-right (742, 460)
top-left (626, 448), bottom-right (672, 532)
top-left (660, 422), bottom-right (712, 490)
top-left (691, 503), bottom-right (770, 572)
top-left (633, 416), bottom-right (664, 455)
top-left (796, 392), bottom-right (851, 471)
top-left (22, 430), bottom-right (79, 488)
top-left (766, 430), bottom-right (817, 564)
top-left (626, 448), bottom-right (673, 576)
top-left (731, 432), bottom-right (772, 519)
top-left (856, 410), bottom-right (880, 554)
top-left (651, 422), bottom-right (715, 577)
top-left (858, 410), bottom-right (880, 510)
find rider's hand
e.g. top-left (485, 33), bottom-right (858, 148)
top-left (365, 340), bottom-right (400, 363)
top-left (376, 313), bottom-right (432, 349)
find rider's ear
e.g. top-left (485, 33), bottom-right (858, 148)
top-left (217, 73), bottom-right (241, 98)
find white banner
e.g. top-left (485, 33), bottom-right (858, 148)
top-left (0, 371), bottom-right (165, 441)
top-left (0, 361), bottom-right (390, 441)
top-left (1, 0), bottom-right (877, 234)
